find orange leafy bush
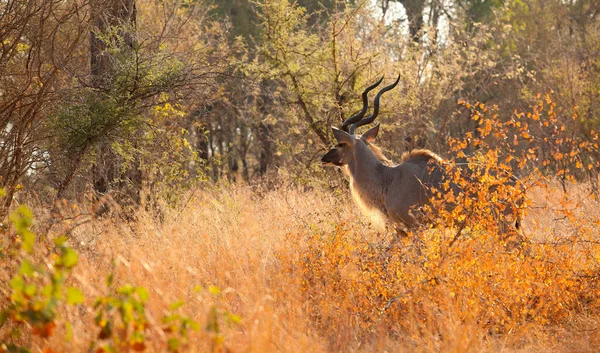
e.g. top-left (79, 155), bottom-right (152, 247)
top-left (280, 95), bottom-right (600, 350)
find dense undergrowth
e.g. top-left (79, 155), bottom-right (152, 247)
top-left (1, 181), bottom-right (600, 352)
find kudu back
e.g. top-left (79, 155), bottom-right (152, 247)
top-left (322, 76), bottom-right (522, 234)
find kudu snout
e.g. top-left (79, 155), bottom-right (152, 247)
top-left (321, 147), bottom-right (344, 166)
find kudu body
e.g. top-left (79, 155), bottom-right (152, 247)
top-left (322, 76), bottom-right (521, 234)
top-left (325, 126), bottom-right (449, 229)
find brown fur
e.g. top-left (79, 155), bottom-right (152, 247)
top-left (366, 142), bottom-right (395, 166)
top-left (367, 144), bottom-right (443, 166)
top-left (400, 149), bottom-right (443, 163)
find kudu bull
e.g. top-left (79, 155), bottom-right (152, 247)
top-left (321, 76), bottom-right (522, 236)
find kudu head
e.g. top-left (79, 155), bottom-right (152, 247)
top-left (321, 75), bottom-right (400, 167)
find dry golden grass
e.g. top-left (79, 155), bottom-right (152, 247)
top-left (4, 180), bottom-right (600, 352)
top-left (42, 185), bottom-right (355, 352)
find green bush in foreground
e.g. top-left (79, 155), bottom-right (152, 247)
top-left (0, 193), bottom-right (239, 353)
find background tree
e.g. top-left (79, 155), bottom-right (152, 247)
top-left (88, 0), bottom-right (138, 202)
top-left (0, 0), bottom-right (89, 218)
top-left (0, 0), bottom-right (240, 217)
top-left (45, 0), bottom-right (241, 207)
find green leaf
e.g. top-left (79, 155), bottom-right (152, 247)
top-left (55, 235), bottom-right (68, 246)
top-left (208, 285), bottom-right (221, 296)
top-left (135, 287), bottom-right (149, 303)
top-left (9, 205), bottom-right (34, 246)
top-left (10, 276), bottom-right (24, 291)
top-left (161, 314), bottom-right (178, 324)
top-left (167, 338), bottom-right (180, 352)
top-left (42, 284), bottom-right (53, 297)
top-left (122, 301), bottom-right (134, 323)
top-left (169, 300), bottom-right (184, 310)
top-left (14, 204), bottom-right (33, 221)
top-left (22, 230), bottom-right (35, 253)
top-left (227, 313), bottom-right (242, 325)
top-left (131, 331), bottom-right (145, 341)
top-left (23, 284), bottom-right (37, 297)
top-left (118, 284), bottom-right (134, 295)
top-left (188, 320), bottom-right (201, 331)
top-left (66, 321), bottom-right (74, 342)
top-left (66, 287), bottom-right (84, 305)
top-left (62, 248), bottom-right (78, 268)
top-left (19, 259), bottom-right (35, 276)
top-left (99, 344), bottom-right (116, 353)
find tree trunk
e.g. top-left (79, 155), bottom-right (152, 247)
top-left (398, 0), bottom-right (424, 43)
top-left (404, 0), bottom-right (424, 43)
top-left (90, 0), bottom-right (139, 205)
top-left (258, 122), bottom-right (274, 176)
top-left (196, 123), bottom-right (209, 162)
top-left (90, 0), bottom-right (137, 89)
top-left (257, 82), bottom-right (274, 177)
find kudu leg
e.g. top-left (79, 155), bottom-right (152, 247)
top-left (496, 205), bottom-right (530, 253)
top-left (383, 224), bottom-right (426, 263)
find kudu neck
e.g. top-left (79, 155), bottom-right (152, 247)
top-left (344, 141), bottom-right (389, 218)
top-left (346, 141), bottom-right (388, 189)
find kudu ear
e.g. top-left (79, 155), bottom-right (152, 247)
top-left (331, 126), bottom-right (354, 145)
top-left (361, 123), bottom-right (380, 142)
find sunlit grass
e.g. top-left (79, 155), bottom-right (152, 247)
top-left (12, 181), bottom-right (596, 352)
